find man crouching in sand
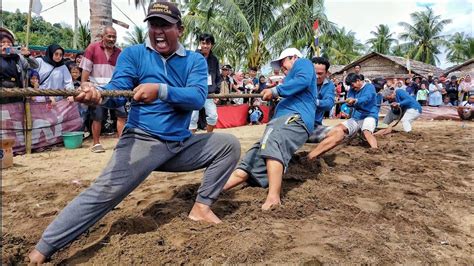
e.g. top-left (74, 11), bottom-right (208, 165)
top-left (28, 1), bottom-right (240, 263)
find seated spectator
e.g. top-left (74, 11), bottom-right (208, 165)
top-left (248, 101), bottom-right (263, 125)
top-left (457, 95), bottom-right (474, 120)
top-left (441, 96), bottom-right (453, 106)
top-left (416, 83), bottom-right (429, 106)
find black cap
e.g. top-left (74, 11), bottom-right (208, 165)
top-left (451, 75), bottom-right (457, 80)
top-left (144, 1), bottom-right (181, 24)
top-left (222, 64), bottom-right (232, 70)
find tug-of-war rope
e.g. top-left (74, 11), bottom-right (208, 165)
top-left (0, 88), bottom-right (263, 99)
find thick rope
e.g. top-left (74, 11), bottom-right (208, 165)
top-left (0, 88), bottom-right (263, 99)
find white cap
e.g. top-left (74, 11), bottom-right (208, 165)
top-left (270, 48), bottom-right (303, 70)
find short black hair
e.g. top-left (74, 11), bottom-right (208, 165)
top-left (355, 64), bottom-right (361, 68)
top-left (198, 33), bottom-right (215, 45)
top-left (372, 77), bottom-right (386, 92)
top-left (345, 73), bottom-right (364, 86)
top-left (311, 57), bottom-right (330, 72)
top-left (249, 67), bottom-right (258, 72)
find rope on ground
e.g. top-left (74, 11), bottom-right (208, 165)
top-left (0, 88), bottom-right (263, 99)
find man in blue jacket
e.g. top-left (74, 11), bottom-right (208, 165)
top-left (307, 57), bottom-right (335, 143)
top-left (223, 48), bottom-right (317, 211)
top-left (308, 73), bottom-right (378, 160)
top-left (375, 88), bottom-right (422, 136)
top-left (29, 2), bottom-right (240, 263)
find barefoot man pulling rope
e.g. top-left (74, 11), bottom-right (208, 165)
top-left (28, 1), bottom-right (241, 263)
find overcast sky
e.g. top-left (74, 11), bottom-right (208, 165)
top-left (3, 0), bottom-right (473, 68)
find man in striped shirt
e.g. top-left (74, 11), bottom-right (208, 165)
top-left (80, 26), bottom-right (126, 153)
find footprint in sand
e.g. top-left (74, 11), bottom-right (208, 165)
top-left (355, 198), bottom-right (383, 213)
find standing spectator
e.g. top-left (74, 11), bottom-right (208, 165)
top-left (80, 26), bottom-right (125, 153)
top-left (248, 67), bottom-right (259, 85)
top-left (405, 78), bottom-right (416, 97)
top-left (34, 44), bottom-right (74, 104)
top-left (395, 79), bottom-right (406, 91)
top-left (354, 64), bottom-right (362, 75)
top-left (0, 27), bottom-right (38, 104)
top-left (75, 51), bottom-right (84, 65)
top-left (219, 64), bottom-right (236, 105)
top-left (189, 33), bottom-right (220, 133)
top-left (255, 75), bottom-right (267, 93)
top-left (416, 83), bottom-right (429, 106)
top-left (428, 78), bottom-right (442, 106)
top-left (458, 74), bottom-right (473, 103)
top-left (267, 68), bottom-right (284, 88)
top-left (445, 75), bottom-right (458, 105)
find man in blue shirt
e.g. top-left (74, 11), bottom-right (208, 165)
top-left (223, 48), bottom-right (317, 211)
top-left (375, 88), bottom-right (422, 136)
top-left (29, 2), bottom-right (240, 263)
top-left (307, 57), bottom-right (335, 143)
top-left (308, 73), bottom-right (379, 160)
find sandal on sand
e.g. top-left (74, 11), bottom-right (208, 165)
top-left (91, 144), bottom-right (105, 153)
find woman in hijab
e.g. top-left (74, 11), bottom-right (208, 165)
top-left (34, 44), bottom-right (74, 102)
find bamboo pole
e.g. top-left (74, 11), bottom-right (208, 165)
top-left (24, 0), bottom-right (34, 154)
top-left (73, 0), bottom-right (78, 49)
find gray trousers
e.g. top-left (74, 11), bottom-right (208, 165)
top-left (36, 128), bottom-right (240, 257)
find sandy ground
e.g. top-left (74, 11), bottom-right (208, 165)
top-left (1, 120), bottom-right (473, 264)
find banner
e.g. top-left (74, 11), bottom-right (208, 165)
top-left (1, 99), bottom-right (82, 154)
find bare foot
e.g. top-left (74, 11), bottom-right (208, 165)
top-left (261, 197), bottom-right (281, 211)
top-left (188, 202), bottom-right (222, 224)
top-left (28, 249), bottom-right (46, 265)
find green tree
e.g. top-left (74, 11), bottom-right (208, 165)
top-left (320, 27), bottom-right (364, 65)
top-left (366, 24), bottom-right (397, 54)
top-left (398, 6), bottom-right (451, 65)
top-left (124, 25), bottom-right (148, 46)
top-left (182, 0), bottom-right (335, 69)
top-left (78, 20), bottom-right (91, 50)
top-left (446, 32), bottom-right (473, 64)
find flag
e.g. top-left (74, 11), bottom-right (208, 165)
top-left (32, 0), bottom-right (43, 15)
top-left (313, 19), bottom-right (319, 47)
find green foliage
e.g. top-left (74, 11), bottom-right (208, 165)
top-left (124, 26), bottom-right (148, 46)
top-left (1, 9), bottom-right (77, 50)
top-left (77, 20), bottom-right (91, 50)
top-left (366, 24), bottom-right (398, 55)
top-left (181, 0), bottom-right (336, 69)
top-left (446, 32), bottom-right (473, 64)
top-left (320, 27), bottom-right (364, 65)
top-left (398, 6), bottom-right (451, 65)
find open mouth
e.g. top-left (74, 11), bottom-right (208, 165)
top-left (156, 37), bottom-right (167, 49)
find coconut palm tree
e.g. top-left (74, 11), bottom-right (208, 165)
top-left (124, 25), bottom-right (148, 46)
top-left (446, 32), bottom-right (473, 64)
top-left (89, 0), bottom-right (112, 42)
top-left (366, 24), bottom-right (397, 54)
top-left (321, 27), bottom-right (364, 65)
top-left (77, 20), bottom-right (91, 50)
top-left (398, 6), bottom-right (451, 65)
top-left (182, 0), bottom-right (335, 69)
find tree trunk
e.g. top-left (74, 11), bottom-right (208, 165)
top-left (90, 0), bottom-right (112, 42)
top-left (73, 0), bottom-right (78, 49)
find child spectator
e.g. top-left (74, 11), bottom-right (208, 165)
top-left (416, 83), bottom-right (429, 106)
top-left (248, 103), bottom-right (263, 125)
top-left (441, 96), bottom-right (453, 106)
top-left (29, 69), bottom-right (56, 107)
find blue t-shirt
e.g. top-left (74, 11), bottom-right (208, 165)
top-left (103, 42), bottom-right (208, 141)
top-left (271, 58), bottom-right (317, 133)
top-left (396, 89), bottom-right (422, 113)
top-left (347, 83), bottom-right (378, 120)
top-left (314, 79), bottom-right (335, 125)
